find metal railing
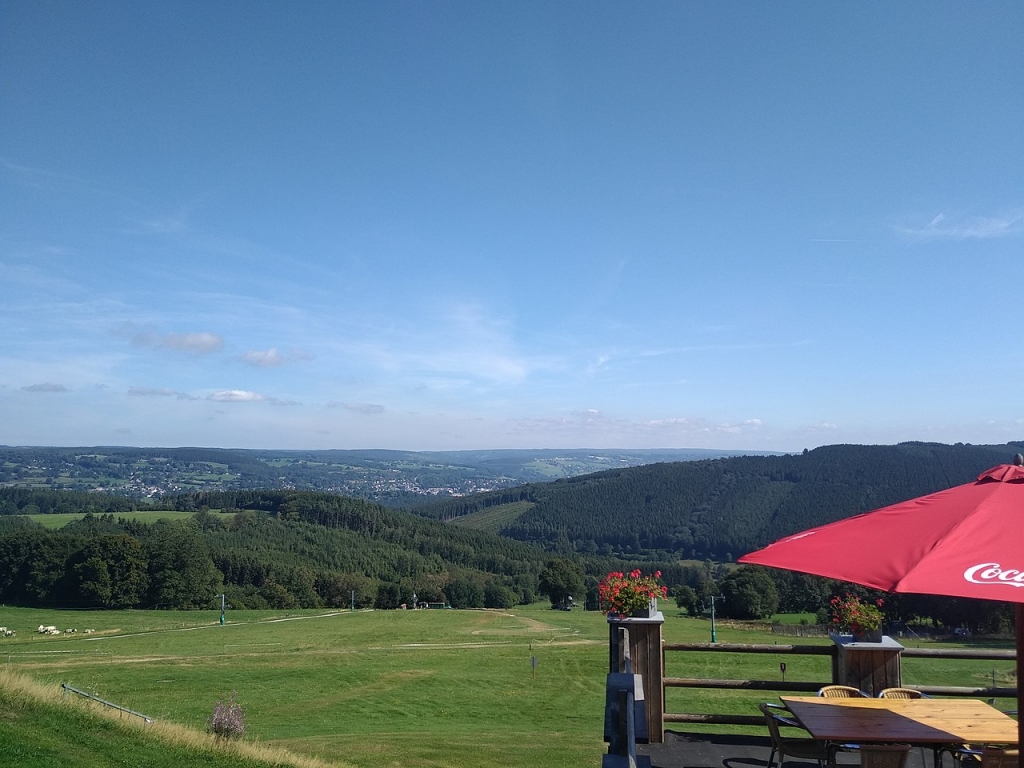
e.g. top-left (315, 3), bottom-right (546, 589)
top-left (61, 683), bottom-right (152, 723)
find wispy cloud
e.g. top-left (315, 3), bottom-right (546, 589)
top-left (239, 347), bottom-right (312, 368)
top-left (21, 382), bottom-right (68, 393)
top-left (897, 210), bottom-right (1024, 240)
top-left (644, 416), bottom-right (763, 435)
top-left (137, 209), bottom-right (192, 235)
top-left (328, 402), bottom-right (385, 415)
top-left (207, 389), bottom-right (298, 406)
top-left (132, 331), bottom-right (224, 355)
top-left (208, 389), bottom-right (266, 402)
top-left (268, 397), bottom-right (300, 406)
top-left (586, 355), bottom-right (611, 376)
top-left (128, 386), bottom-right (199, 400)
top-left (0, 156), bottom-right (84, 186)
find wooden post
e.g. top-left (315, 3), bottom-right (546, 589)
top-left (609, 613), bottom-right (665, 743)
top-left (831, 634), bottom-right (904, 696)
top-left (1016, 605), bottom-right (1023, 768)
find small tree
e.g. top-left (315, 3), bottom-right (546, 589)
top-left (673, 585), bottom-right (698, 616)
top-left (538, 559), bottom-right (585, 609)
top-left (207, 692), bottom-right (246, 740)
top-left (718, 566), bottom-right (779, 620)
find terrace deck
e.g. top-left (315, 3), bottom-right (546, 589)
top-left (637, 730), bottom-right (947, 768)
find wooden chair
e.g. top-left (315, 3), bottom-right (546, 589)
top-left (759, 702), bottom-right (829, 768)
top-left (814, 687), bottom-right (867, 763)
top-left (877, 687), bottom-right (926, 699)
top-left (858, 745), bottom-right (911, 768)
top-left (818, 685), bottom-right (869, 698)
top-left (945, 739), bottom-right (1018, 766)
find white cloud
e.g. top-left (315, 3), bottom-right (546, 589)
top-left (208, 390), bottom-right (265, 402)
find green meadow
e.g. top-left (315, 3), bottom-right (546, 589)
top-left (26, 510), bottom-right (236, 529)
top-left (0, 605), bottom-right (1015, 768)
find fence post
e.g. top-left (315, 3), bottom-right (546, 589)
top-left (609, 611), bottom-right (665, 743)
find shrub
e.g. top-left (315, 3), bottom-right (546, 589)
top-left (207, 691), bottom-right (246, 740)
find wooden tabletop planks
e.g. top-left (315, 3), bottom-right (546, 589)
top-left (779, 696), bottom-right (1018, 745)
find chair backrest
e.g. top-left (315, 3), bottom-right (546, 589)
top-left (980, 749), bottom-right (1019, 768)
top-left (860, 744), bottom-right (912, 768)
top-left (878, 687), bottom-right (923, 699)
top-left (818, 685), bottom-right (867, 698)
top-left (758, 702), bottom-right (784, 744)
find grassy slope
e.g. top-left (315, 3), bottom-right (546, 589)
top-left (0, 669), bottom-right (335, 768)
top-left (0, 605), bottom-right (1015, 767)
top-left (25, 510), bottom-right (200, 529)
top-left (448, 501), bottom-right (535, 533)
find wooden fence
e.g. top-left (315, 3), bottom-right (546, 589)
top-left (661, 641), bottom-right (1018, 728)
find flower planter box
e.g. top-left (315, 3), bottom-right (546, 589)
top-left (829, 634), bottom-right (905, 696)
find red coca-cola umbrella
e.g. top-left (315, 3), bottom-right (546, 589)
top-left (738, 459), bottom-right (1024, 753)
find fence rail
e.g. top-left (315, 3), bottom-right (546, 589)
top-left (61, 683), bottom-right (152, 723)
top-left (663, 642), bottom-right (834, 655)
top-left (662, 641), bottom-right (1018, 728)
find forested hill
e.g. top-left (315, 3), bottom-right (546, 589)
top-left (0, 489), bottom-right (563, 611)
top-left (407, 441), bottom-right (1024, 560)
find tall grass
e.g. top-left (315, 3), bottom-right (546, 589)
top-left (0, 668), bottom-right (340, 767)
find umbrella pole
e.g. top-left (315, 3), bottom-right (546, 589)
top-left (1017, 604), bottom-right (1023, 768)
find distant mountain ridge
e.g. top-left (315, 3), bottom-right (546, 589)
top-left (407, 441), bottom-right (1024, 561)
top-left (0, 445), bottom-right (781, 502)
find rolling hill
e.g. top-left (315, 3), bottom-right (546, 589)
top-left (408, 441), bottom-right (1024, 560)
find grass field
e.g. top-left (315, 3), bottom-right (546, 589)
top-left (0, 605), bottom-right (1016, 768)
top-left (449, 501), bottom-right (535, 532)
top-left (25, 510), bottom-right (232, 529)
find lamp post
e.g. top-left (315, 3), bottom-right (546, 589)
top-left (705, 595), bottom-right (725, 643)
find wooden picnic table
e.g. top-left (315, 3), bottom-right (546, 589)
top-left (779, 696), bottom-right (1017, 764)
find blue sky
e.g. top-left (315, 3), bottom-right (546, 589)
top-left (2, 2), bottom-right (1022, 452)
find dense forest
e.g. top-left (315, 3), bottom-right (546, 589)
top-left (2, 440), bottom-right (1022, 632)
top-left (0, 490), bottom-right (560, 611)
top-left (408, 442), bottom-right (1023, 560)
